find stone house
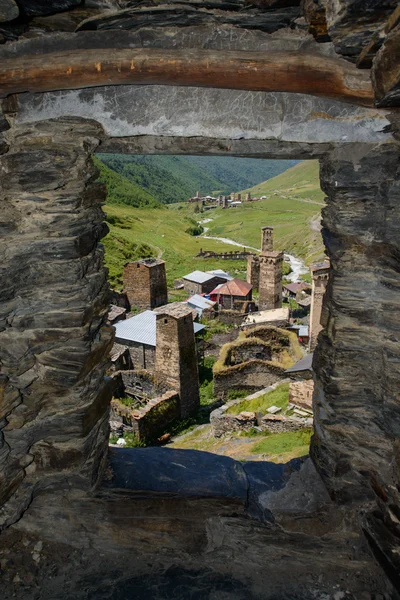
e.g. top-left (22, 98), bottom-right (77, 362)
top-left (282, 282), bottom-right (311, 299)
top-left (209, 278), bottom-right (253, 309)
top-left (113, 309), bottom-right (205, 371)
top-left (182, 270), bottom-right (225, 295)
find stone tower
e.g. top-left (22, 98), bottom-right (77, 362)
top-left (258, 252), bottom-right (284, 310)
top-left (155, 304), bottom-right (200, 418)
top-left (247, 255), bottom-right (260, 289)
top-left (123, 258), bottom-right (168, 310)
top-left (309, 260), bottom-right (330, 351)
top-left (261, 226), bottom-right (274, 252)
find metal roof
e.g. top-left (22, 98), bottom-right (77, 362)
top-left (285, 353), bottom-right (313, 373)
top-left (183, 270), bottom-right (216, 284)
top-left (206, 269), bottom-right (233, 281)
top-left (114, 310), bottom-right (205, 347)
top-left (187, 294), bottom-right (216, 310)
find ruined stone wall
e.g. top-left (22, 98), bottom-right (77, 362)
top-left (123, 260), bottom-right (167, 310)
top-left (0, 117), bottom-right (113, 528)
top-left (111, 391), bottom-right (179, 443)
top-left (211, 405), bottom-right (312, 438)
top-left (214, 361), bottom-right (285, 399)
top-left (217, 310), bottom-right (246, 326)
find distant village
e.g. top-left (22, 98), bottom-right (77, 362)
top-left (187, 190), bottom-right (266, 209)
top-left (107, 226), bottom-right (330, 448)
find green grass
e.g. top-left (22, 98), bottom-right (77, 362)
top-left (251, 429), bottom-right (312, 456)
top-left (199, 356), bottom-right (217, 406)
top-left (102, 160), bottom-right (325, 289)
top-left (201, 161), bottom-right (325, 265)
top-left (103, 203), bottom-right (249, 289)
top-left (202, 319), bottom-right (234, 342)
top-left (226, 383), bottom-right (290, 415)
top-left (226, 389), bottom-right (250, 401)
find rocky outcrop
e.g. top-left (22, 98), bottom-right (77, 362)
top-left (312, 141), bottom-right (400, 581)
top-left (0, 117), bottom-right (113, 529)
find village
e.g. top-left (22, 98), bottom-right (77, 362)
top-left (107, 224), bottom-right (330, 458)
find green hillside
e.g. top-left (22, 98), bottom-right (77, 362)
top-left (97, 154), bottom-right (298, 204)
top-left (93, 156), bottom-right (161, 209)
top-left (242, 160), bottom-right (324, 203)
top-left (102, 159), bottom-right (325, 289)
top-left (103, 204), bottom-right (250, 289)
top-left (191, 160), bottom-right (325, 264)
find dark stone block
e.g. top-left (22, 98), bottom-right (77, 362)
top-left (0, 0), bottom-right (18, 23)
top-left (243, 458), bottom-right (303, 521)
top-left (16, 0), bottom-right (81, 17)
top-left (104, 447), bottom-right (248, 501)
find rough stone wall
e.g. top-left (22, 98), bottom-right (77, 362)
top-left (214, 361), bottom-right (285, 399)
top-left (289, 380), bottom-right (314, 411)
top-left (311, 142), bottom-right (400, 541)
top-left (111, 391), bottom-right (179, 443)
top-left (246, 255), bottom-right (260, 289)
top-left (211, 407), bottom-right (312, 438)
top-left (0, 116), bottom-right (113, 528)
top-left (123, 260), bottom-right (167, 310)
top-left (155, 308), bottom-right (200, 418)
top-left (124, 343), bottom-right (155, 371)
top-left (259, 253), bottom-right (283, 310)
top-left (228, 342), bottom-right (272, 365)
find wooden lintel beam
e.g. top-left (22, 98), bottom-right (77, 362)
top-left (0, 47), bottom-right (374, 106)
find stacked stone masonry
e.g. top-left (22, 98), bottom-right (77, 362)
top-left (155, 305), bottom-right (200, 418)
top-left (0, 117), bottom-right (114, 528)
top-left (123, 259), bottom-right (167, 310)
top-left (111, 391), bottom-right (179, 443)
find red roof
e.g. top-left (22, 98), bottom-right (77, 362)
top-left (210, 278), bottom-right (252, 297)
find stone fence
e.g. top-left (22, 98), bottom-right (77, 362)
top-left (111, 390), bottom-right (179, 442)
top-left (210, 382), bottom-right (313, 438)
top-left (196, 249), bottom-right (255, 260)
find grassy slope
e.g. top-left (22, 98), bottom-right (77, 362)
top-left (104, 204), bottom-right (249, 289)
top-left (93, 156), bottom-right (161, 208)
top-left (103, 160), bottom-right (325, 288)
top-left (201, 160), bottom-right (325, 264)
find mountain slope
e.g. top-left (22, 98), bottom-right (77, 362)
top-left (93, 156), bottom-right (161, 208)
top-left (201, 160), bottom-right (325, 264)
top-left (241, 160), bottom-right (324, 204)
top-left (96, 154), bottom-right (299, 204)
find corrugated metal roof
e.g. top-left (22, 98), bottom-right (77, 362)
top-left (206, 269), bottom-right (233, 281)
top-left (114, 310), bottom-right (157, 346)
top-left (187, 294), bottom-right (216, 310)
top-left (114, 310), bottom-right (205, 347)
top-left (183, 270), bottom-right (216, 284)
